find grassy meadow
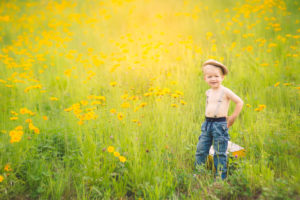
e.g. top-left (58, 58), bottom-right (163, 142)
top-left (0, 0), bottom-right (299, 199)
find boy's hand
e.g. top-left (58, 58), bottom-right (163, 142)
top-left (227, 116), bottom-right (235, 128)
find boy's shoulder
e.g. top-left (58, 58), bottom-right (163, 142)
top-left (221, 86), bottom-right (236, 97)
top-left (221, 86), bottom-right (232, 93)
top-left (221, 86), bottom-right (242, 102)
top-left (205, 86), bottom-right (232, 95)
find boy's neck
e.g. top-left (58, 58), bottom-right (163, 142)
top-left (210, 85), bottom-right (223, 91)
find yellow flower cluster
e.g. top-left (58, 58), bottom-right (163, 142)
top-left (132, 119), bottom-right (141, 126)
top-left (9, 126), bottom-right (24, 143)
top-left (8, 107), bottom-right (42, 142)
top-left (255, 104), bottom-right (266, 112)
top-left (4, 164), bottom-right (12, 172)
top-left (64, 95), bottom-right (105, 125)
top-left (107, 146), bottom-right (126, 163)
top-left (143, 87), bottom-right (187, 108)
top-left (24, 84), bottom-right (42, 92)
top-left (20, 108), bottom-right (35, 116)
top-left (133, 102), bottom-right (147, 112)
top-left (29, 122), bottom-right (40, 134)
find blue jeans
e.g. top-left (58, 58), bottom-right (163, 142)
top-left (195, 120), bottom-right (230, 180)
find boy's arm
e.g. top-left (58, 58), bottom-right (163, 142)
top-left (225, 88), bottom-right (244, 128)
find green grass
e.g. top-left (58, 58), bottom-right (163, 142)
top-left (0, 0), bottom-right (299, 199)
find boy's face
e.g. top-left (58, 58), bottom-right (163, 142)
top-left (203, 65), bottom-right (224, 89)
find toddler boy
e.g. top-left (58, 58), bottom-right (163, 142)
top-left (195, 59), bottom-right (243, 180)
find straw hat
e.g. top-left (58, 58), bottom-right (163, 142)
top-left (202, 59), bottom-right (228, 75)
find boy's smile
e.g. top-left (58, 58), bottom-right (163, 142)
top-left (203, 65), bottom-right (224, 89)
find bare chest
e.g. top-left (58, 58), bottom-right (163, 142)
top-left (205, 89), bottom-right (230, 117)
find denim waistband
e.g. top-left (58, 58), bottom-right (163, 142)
top-left (205, 116), bottom-right (227, 122)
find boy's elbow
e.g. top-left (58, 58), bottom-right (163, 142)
top-left (238, 99), bottom-right (244, 107)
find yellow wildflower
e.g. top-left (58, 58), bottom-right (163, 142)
top-left (0, 175), bottom-right (3, 182)
top-left (171, 94), bottom-right (179, 98)
top-left (64, 107), bottom-right (73, 112)
top-left (64, 69), bottom-right (72, 77)
top-left (121, 102), bottom-right (130, 108)
top-left (258, 104), bottom-right (266, 109)
top-left (15, 126), bottom-right (23, 131)
top-left (114, 152), bottom-right (120, 157)
top-left (110, 81), bottom-right (117, 87)
top-left (4, 164), bottom-right (12, 172)
top-left (175, 90), bottom-right (184, 96)
top-left (34, 128), bottom-right (40, 134)
top-left (260, 63), bottom-right (268, 67)
top-left (29, 123), bottom-right (40, 134)
top-left (119, 156), bottom-right (126, 163)
top-left (10, 117), bottom-right (18, 120)
top-left (110, 109), bottom-right (117, 114)
top-left (129, 96), bottom-right (138, 101)
top-left (117, 113), bottom-right (124, 120)
top-left (144, 92), bottom-right (152, 97)
top-left (139, 102), bottom-right (147, 108)
top-left (10, 111), bottom-right (18, 116)
top-left (274, 82), bottom-right (280, 87)
top-left (42, 116), bottom-right (48, 120)
top-left (121, 94), bottom-right (128, 99)
top-left (95, 96), bottom-right (106, 101)
top-left (87, 95), bottom-right (96, 100)
top-left (180, 100), bottom-right (187, 105)
top-left (107, 146), bottom-right (114, 153)
top-left (91, 101), bottom-right (101, 105)
top-left (20, 108), bottom-right (29, 114)
top-left (50, 97), bottom-right (58, 101)
top-left (246, 104), bottom-right (251, 108)
top-left (80, 100), bottom-right (89, 106)
top-left (171, 104), bottom-right (178, 108)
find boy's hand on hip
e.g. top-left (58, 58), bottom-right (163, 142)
top-left (226, 116), bottom-right (235, 128)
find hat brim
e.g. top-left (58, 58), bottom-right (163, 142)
top-left (203, 59), bottom-right (228, 75)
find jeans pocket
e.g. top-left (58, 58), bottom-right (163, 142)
top-left (214, 122), bottom-right (229, 139)
top-left (220, 122), bottom-right (228, 131)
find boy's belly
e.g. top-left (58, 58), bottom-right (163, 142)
top-left (205, 103), bottom-right (229, 117)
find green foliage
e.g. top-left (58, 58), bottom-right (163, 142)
top-left (0, 0), bottom-right (299, 199)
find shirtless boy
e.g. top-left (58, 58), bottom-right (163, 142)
top-left (195, 59), bottom-right (244, 180)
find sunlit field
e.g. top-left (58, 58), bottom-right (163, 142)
top-left (0, 0), bottom-right (299, 199)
